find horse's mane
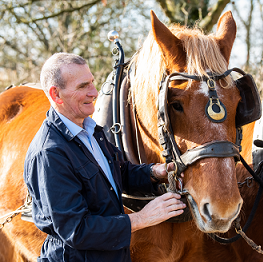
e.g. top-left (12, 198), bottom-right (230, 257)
top-left (131, 24), bottom-right (232, 97)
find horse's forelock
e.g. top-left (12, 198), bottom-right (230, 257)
top-left (180, 28), bottom-right (233, 88)
top-left (179, 28), bottom-right (232, 85)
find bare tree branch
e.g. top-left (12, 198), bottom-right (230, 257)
top-left (232, 0), bottom-right (254, 68)
top-left (23, 8), bottom-right (50, 50)
top-left (198, 0), bottom-right (231, 32)
top-left (232, 1), bottom-right (246, 25)
top-left (0, 0), bottom-right (154, 90)
top-left (0, 35), bottom-right (25, 57)
top-left (155, 0), bottom-right (176, 23)
top-left (155, 0), bottom-right (230, 32)
top-left (16, 0), bottom-right (101, 24)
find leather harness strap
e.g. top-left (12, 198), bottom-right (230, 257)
top-left (157, 69), bottom-right (243, 194)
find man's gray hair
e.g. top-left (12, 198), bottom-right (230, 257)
top-left (40, 52), bottom-right (86, 95)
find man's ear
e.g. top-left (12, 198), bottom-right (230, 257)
top-left (49, 86), bottom-right (63, 104)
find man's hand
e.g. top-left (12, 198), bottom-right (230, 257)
top-left (150, 162), bottom-right (178, 182)
top-left (128, 192), bottom-right (186, 232)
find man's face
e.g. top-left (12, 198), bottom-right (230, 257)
top-left (57, 63), bottom-right (98, 127)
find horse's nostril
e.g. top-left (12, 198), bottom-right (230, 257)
top-left (203, 203), bottom-right (212, 222)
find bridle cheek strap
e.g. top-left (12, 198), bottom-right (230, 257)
top-left (157, 70), bottom-right (242, 193)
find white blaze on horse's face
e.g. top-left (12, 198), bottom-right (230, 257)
top-left (198, 81), bottom-right (210, 96)
top-left (182, 78), bottom-right (243, 233)
top-left (195, 78), bottom-right (234, 181)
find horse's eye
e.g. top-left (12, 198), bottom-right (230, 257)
top-left (171, 102), bottom-right (183, 112)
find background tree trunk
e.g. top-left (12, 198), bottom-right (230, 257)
top-left (155, 0), bottom-right (230, 32)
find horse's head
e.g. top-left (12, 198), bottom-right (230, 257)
top-left (132, 11), bottom-right (243, 233)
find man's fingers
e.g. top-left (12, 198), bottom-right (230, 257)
top-left (166, 162), bottom-right (175, 172)
top-left (137, 193), bottom-right (188, 228)
top-left (161, 197), bottom-right (185, 208)
top-left (167, 203), bottom-right (186, 212)
top-left (153, 193), bottom-right (187, 214)
top-left (159, 192), bottom-right (182, 200)
top-left (168, 209), bottom-right (184, 217)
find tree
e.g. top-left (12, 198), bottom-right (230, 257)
top-left (232, 0), bottom-right (254, 69)
top-left (0, 0), bottom-right (262, 97)
top-left (0, 0), bottom-right (155, 91)
top-left (155, 0), bottom-right (231, 32)
top-left (231, 0), bottom-right (263, 97)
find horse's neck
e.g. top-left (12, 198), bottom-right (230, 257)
top-left (241, 122), bottom-right (255, 164)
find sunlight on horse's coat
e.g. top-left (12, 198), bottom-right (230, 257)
top-left (0, 149), bottom-right (19, 202)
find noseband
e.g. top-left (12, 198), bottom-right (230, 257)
top-left (157, 69), bottom-right (244, 194)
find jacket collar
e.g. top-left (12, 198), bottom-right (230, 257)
top-left (46, 107), bottom-right (103, 141)
top-left (46, 107), bottom-right (75, 141)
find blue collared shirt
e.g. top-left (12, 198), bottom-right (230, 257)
top-left (56, 111), bottom-right (118, 196)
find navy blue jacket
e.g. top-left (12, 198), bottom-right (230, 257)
top-left (24, 107), bottom-right (157, 262)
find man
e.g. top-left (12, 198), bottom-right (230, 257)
top-left (24, 53), bottom-right (186, 262)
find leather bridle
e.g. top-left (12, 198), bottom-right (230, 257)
top-left (157, 69), bottom-right (242, 194)
top-left (157, 69), bottom-right (263, 250)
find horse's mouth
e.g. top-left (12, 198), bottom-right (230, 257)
top-left (186, 194), bottom-right (237, 233)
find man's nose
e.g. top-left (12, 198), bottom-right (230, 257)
top-left (89, 85), bottom-right (98, 98)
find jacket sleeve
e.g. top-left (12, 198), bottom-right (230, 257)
top-left (24, 148), bottom-right (131, 251)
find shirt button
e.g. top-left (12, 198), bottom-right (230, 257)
top-left (109, 160), bottom-right (111, 164)
top-left (110, 187), bottom-right (113, 190)
top-left (100, 137), bottom-right (103, 141)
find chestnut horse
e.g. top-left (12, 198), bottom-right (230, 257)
top-left (0, 11), bottom-right (262, 262)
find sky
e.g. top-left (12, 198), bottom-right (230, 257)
top-left (220, 0), bottom-right (263, 68)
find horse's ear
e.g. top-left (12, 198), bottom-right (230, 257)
top-left (215, 11), bottom-right (237, 64)
top-left (150, 10), bottom-right (186, 71)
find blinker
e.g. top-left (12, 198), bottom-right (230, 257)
top-left (205, 78), bottom-right (227, 123)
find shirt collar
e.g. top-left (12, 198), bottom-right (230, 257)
top-left (55, 110), bottom-right (96, 138)
top-left (83, 117), bottom-right (97, 136)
